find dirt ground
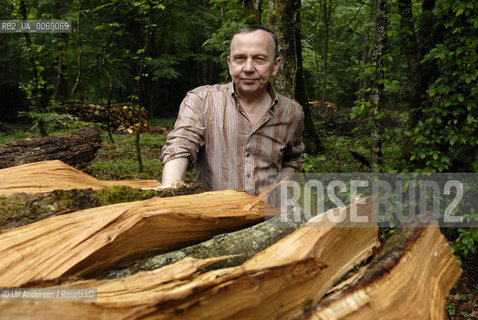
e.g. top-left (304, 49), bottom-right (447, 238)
top-left (447, 252), bottom-right (478, 320)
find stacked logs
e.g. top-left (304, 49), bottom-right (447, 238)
top-left (60, 102), bottom-right (150, 133)
top-left (0, 161), bottom-right (463, 319)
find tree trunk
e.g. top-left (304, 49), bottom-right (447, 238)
top-left (0, 126), bottom-right (102, 170)
top-left (0, 189), bottom-right (276, 287)
top-left (368, 0), bottom-right (387, 170)
top-left (70, 0), bottom-right (83, 98)
top-left (243, 0), bottom-right (262, 24)
top-left (18, 0), bottom-right (48, 137)
top-left (320, 0), bottom-right (331, 110)
top-left (53, 34), bottom-right (69, 102)
top-left (0, 182), bottom-right (206, 229)
top-left (267, 0), bottom-right (324, 154)
top-left (296, 217), bottom-right (461, 320)
top-left (358, 0), bottom-right (374, 101)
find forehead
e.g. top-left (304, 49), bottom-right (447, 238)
top-left (230, 30), bottom-right (274, 56)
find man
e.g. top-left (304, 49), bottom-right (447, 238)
top-left (160, 25), bottom-right (304, 197)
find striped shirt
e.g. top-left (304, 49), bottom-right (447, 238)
top-left (160, 82), bottom-right (304, 195)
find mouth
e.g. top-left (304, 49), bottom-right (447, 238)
top-left (241, 78), bottom-right (258, 84)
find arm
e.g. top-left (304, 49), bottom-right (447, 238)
top-left (161, 157), bottom-right (188, 185)
top-left (160, 89), bottom-right (206, 185)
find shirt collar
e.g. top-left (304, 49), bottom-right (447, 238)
top-left (229, 82), bottom-right (279, 113)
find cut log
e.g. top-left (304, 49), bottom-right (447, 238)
top-left (105, 204), bottom-right (309, 278)
top-left (295, 217), bottom-right (462, 320)
top-left (0, 197), bottom-right (379, 320)
top-left (0, 160), bottom-right (161, 196)
top-left (0, 181), bottom-right (206, 229)
top-left (0, 126), bottom-right (102, 169)
top-left (0, 189), bottom-right (278, 287)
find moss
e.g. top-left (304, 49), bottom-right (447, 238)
top-left (1, 181), bottom-right (205, 229)
top-left (91, 186), bottom-right (157, 207)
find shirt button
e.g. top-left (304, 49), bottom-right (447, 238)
top-left (246, 153), bottom-right (251, 157)
top-left (247, 174), bottom-right (251, 178)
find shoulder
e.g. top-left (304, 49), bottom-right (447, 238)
top-left (275, 93), bottom-right (304, 117)
top-left (189, 83), bottom-right (232, 99)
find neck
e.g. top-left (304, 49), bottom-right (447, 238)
top-left (239, 92), bottom-right (271, 112)
top-left (236, 88), bottom-right (271, 110)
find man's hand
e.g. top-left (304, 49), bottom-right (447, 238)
top-left (161, 157), bottom-right (188, 185)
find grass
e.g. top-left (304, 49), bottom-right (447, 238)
top-left (86, 131), bottom-right (166, 180)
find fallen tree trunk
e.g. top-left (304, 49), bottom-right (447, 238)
top-left (0, 189), bottom-right (277, 287)
top-left (0, 160), bottom-right (161, 196)
top-left (0, 181), bottom-right (206, 229)
top-left (0, 126), bottom-right (102, 169)
top-left (295, 217), bottom-right (462, 320)
top-left (105, 205), bottom-right (309, 278)
top-left (0, 197), bottom-right (379, 320)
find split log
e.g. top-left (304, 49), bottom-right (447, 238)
top-left (295, 217), bottom-right (462, 320)
top-left (105, 204), bottom-right (308, 278)
top-left (0, 160), bottom-right (161, 197)
top-left (0, 189), bottom-right (277, 287)
top-left (0, 197), bottom-right (379, 320)
top-left (0, 181), bottom-right (206, 229)
top-left (0, 126), bottom-right (102, 169)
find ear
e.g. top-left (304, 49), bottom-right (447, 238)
top-left (226, 56), bottom-right (232, 74)
top-left (272, 56), bottom-right (282, 76)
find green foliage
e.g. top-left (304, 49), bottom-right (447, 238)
top-left (404, 0), bottom-right (478, 172)
top-left (450, 228), bottom-right (478, 265)
top-left (202, 0), bottom-right (246, 81)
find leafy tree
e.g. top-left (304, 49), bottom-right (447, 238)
top-left (400, 0), bottom-right (477, 172)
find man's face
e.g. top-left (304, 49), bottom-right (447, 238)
top-left (227, 30), bottom-right (281, 100)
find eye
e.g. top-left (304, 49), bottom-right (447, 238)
top-left (255, 57), bottom-right (267, 63)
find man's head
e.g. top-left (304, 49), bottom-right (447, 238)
top-left (227, 25), bottom-right (281, 101)
top-left (230, 25), bottom-right (280, 59)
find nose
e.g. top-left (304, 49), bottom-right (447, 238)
top-left (243, 58), bottom-right (255, 72)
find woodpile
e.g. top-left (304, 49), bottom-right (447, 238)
top-left (60, 102), bottom-right (150, 133)
top-left (0, 126), bottom-right (101, 169)
top-left (0, 161), bottom-right (462, 319)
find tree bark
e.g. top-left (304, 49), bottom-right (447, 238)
top-left (321, 0), bottom-right (331, 110)
top-left (267, 0), bottom-right (324, 154)
top-left (0, 126), bottom-right (102, 170)
top-left (243, 0), bottom-right (262, 24)
top-left (0, 181), bottom-right (206, 229)
top-left (105, 205), bottom-right (309, 278)
top-left (368, 0), bottom-right (387, 170)
top-left (70, 0), bottom-right (83, 97)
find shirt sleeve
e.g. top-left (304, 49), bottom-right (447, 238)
top-left (281, 105), bottom-right (305, 170)
top-left (160, 90), bottom-right (206, 169)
